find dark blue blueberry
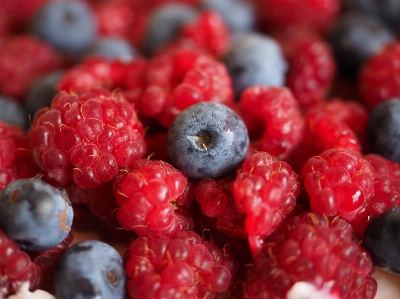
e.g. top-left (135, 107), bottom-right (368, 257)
top-left (366, 98), bottom-right (400, 163)
top-left (30, 1), bottom-right (97, 55)
top-left (344, 0), bottom-right (400, 30)
top-left (363, 205), bottom-right (400, 274)
top-left (0, 178), bottom-right (73, 251)
top-left (0, 94), bottom-right (29, 130)
top-left (142, 3), bottom-right (198, 57)
top-left (199, 0), bottom-right (256, 36)
top-left (24, 70), bottom-right (65, 117)
top-left (84, 37), bottom-right (138, 61)
top-left (222, 33), bottom-right (287, 100)
top-left (328, 12), bottom-right (395, 79)
top-left (167, 102), bottom-right (249, 179)
top-left (54, 240), bottom-right (126, 299)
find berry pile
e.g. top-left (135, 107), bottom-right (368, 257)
top-left (2, 0), bottom-right (400, 298)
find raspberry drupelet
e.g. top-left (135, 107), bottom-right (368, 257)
top-left (124, 231), bottom-right (235, 299)
top-left (239, 85), bottom-right (304, 161)
top-left (232, 151), bottom-right (300, 259)
top-left (28, 88), bottom-right (147, 189)
top-left (243, 212), bottom-right (377, 299)
top-left (114, 158), bottom-right (193, 238)
top-left (301, 148), bottom-right (375, 229)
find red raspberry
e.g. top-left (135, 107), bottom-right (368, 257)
top-left (359, 42), bottom-right (400, 109)
top-left (232, 151), bottom-right (300, 259)
top-left (142, 47), bottom-right (234, 128)
top-left (253, 0), bottom-right (341, 34)
top-left (239, 86), bottom-right (304, 160)
top-left (289, 99), bottom-right (365, 174)
top-left (114, 158), bottom-right (192, 238)
top-left (275, 27), bottom-right (336, 109)
top-left (125, 231), bottom-right (234, 299)
top-left (195, 177), bottom-right (247, 240)
top-left (0, 121), bottom-right (39, 191)
top-left (0, 35), bottom-right (63, 100)
top-left (244, 213), bottom-right (377, 299)
top-left (28, 88), bottom-right (147, 189)
top-left (0, 0), bottom-right (48, 30)
top-left (364, 154), bottom-right (400, 216)
top-left (0, 229), bottom-right (39, 297)
top-left (176, 11), bottom-right (231, 58)
top-left (302, 148), bottom-right (375, 227)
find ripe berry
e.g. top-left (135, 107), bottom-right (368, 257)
top-left (0, 229), bottom-right (39, 298)
top-left (0, 95), bottom-right (28, 129)
top-left (28, 88), bottom-right (147, 189)
top-left (302, 148), bottom-right (375, 227)
top-left (328, 12), bottom-right (395, 79)
top-left (54, 240), bottom-right (126, 299)
top-left (0, 178), bottom-right (73, 251)
top-left (366, 98), bottom-right (400, 163)
top-left (0, 35), bottom-right (63, 100)
top-left (222, 33), bottom-right (287, 100)
top-left (115, 158), bottom-right (191, 237)
top-left (84, 37), bottom-right (137, 61)
top-left (239, 85), bottom-right (304, 161)
top-left (363, 205), bottom-right (400, 274)
top-left (167, 102), bottom-right (249, 179)
top-left (125, 231), bottom-right (234, 298)
top-left (359, 43), bottom-right (400, 109)
top-left (142, 3), bottom-right (198, 57)
top-left (30, 1), bottom-right (97, 55)
top-left (232, 151), bottom-right (300, 259)
top-left (244, 212), bottom-right (377, 299)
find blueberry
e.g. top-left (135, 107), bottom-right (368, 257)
top-left (0, 94), bottom-right (28, 130)
top-left (84, 37), bottom-right (137, 61)
top-left (366, 98), bottom-right (400, 163)
top-left (363, 205), bottom-right (400, 274)
top-left (344, 0), bottom-right (400, 30)
top-left (142, 3), bottom-right (198, 57)
top-left (30, 1), bottom-right (97, 55)
top-left (24, 70), bottom-right (65, 117)
top-left (328, 12), bottom-right (395, 79)
top-left (0, 178), bottom-right (73, 251)
top-left (54, 240), bottom-right (126, 299)
top-left (222, 33), bottom-right (287, 100)
top-left (199, 0), bottom-right (255, 36)
top-left (167, 102), bottom-right (249, 179)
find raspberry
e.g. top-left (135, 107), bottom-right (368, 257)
top-left (114, 158), bottom-right (192, 237)
top-left (0, 229), bottom-right (39, 298)
top-left (274, 27), bottom-right (336, 109)
top-left (244, 212), bottom-right (377, 299)
top-left (177, 11), bottom-right (231, 57)
top-left (28, 88), bottom-right (147, 189)
top-left (359, 42), bottom-right (400, 109)
top-left (142, 47), bottom-right (234, 128)
top-left (302, 148), bottom-right (375, 227)
top-left (0, 35), bottom-right (63, 100)
top-left (364, 154), bottom-right (400, 216)
top-left (125, 231), bottom-right (234, 299)
top-left (239, 85), bottom-right (304, 160)
top-left (289, 99), bottom-right (365, 173)
top-left (195, 177), bottom-right (247, 240)
top-left (253, 0), bottom-right (341, 34)
top-left (232, 151), bottom-right (300, 259)
top-left (0, 121), bottom-right (39, 191)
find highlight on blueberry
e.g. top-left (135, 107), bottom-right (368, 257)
top-left (167, 102), bottom-right (249, 179)
top-left (0, 178), bottom-right (73, 251)
top-left (54, 240), bottom-right (126, 299)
